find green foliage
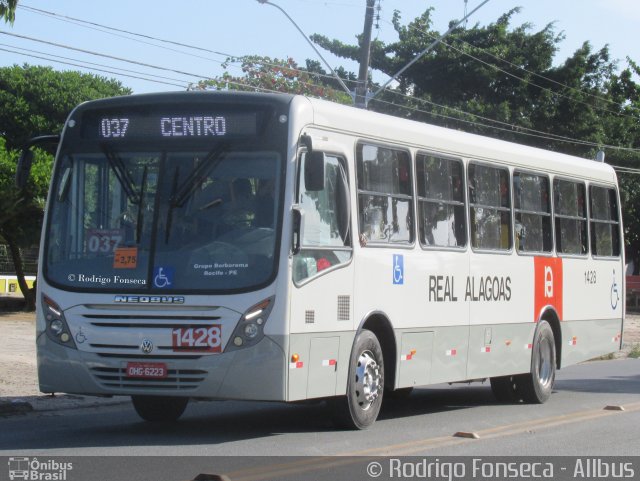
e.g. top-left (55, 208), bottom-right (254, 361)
top-left (0, 0), bottom-right (18, 24)
top-left (0, 137), bottom-right (50, 239)
top-left (0, 64), bottom-right (131, 150)
top-left (198, 55), bottom-right (353, 105)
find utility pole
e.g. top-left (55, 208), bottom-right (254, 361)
top-left (370, 0), bottom-right (490, 102)
top-left (355, 0), bottom-right (376, 108)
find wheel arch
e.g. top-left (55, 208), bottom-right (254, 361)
top-left (358, 311), bottom-right (397, 390)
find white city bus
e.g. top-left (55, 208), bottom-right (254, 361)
top-left (19, 91), bottom-right (624, 429)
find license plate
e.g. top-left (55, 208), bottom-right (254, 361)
top-left (126, 362), bottom-right (168, 379)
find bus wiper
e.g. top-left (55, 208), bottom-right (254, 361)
top-left (136, 165), bottom-right (148, 244)
top-left (164, 143), bottom-right (228, 243)
top-left (170, 143), bottom-right (229, 208)
top-left (165, 165), bottom-right (180, 244)
top-left (102, 146), bottom-right (140, 205)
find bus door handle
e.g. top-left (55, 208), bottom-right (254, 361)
top-left (292, 206), bottom-right (302, 255)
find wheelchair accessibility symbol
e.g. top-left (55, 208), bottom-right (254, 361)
top-left (393, 254), bottom-right (404, 285)
top-left (611, 269), bottom-right (619, 310)
top-left (153, 266), bottom-right (175, 289)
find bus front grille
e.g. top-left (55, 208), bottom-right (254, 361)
top-left (90, 367), bottom-right (207, 391)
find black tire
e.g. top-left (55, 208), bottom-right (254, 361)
top-left (331, 329), bottom-right (384, 429)
top-left (490, 375), bottom-right (521, 403)
top-left (131, 395), bottom-right (189, 422)
top-left (518, 320), bottom-right (556, 403)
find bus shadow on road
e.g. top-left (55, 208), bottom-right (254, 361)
top-left (379, 384), bottom-right (496, 421)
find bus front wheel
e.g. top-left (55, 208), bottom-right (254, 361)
top-left (331, 329), bottom-right (384, 430)
top-left (131, 395), bottom-right (189, 422)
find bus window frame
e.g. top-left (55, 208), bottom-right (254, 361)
top-left (512, 168), bottom-right (553, 257)
top-left (467, 160), bottom-right (513, 255)
top-left (588, 182), bottom-right (622, 260)
top-left (355, 140), bottom-right (415, 249)
top-left (552, 176), bottom-right (589, 259)
top-left (415, 150), bottom-right (468, 252)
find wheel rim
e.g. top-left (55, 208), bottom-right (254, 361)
top-left (354, 349), bottom-right (381, 411)
top-left (537, 337), bottom-right (554, 388)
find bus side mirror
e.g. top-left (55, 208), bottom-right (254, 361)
top-left (15, 134), bottom-right (61, 189)
top-left (15, 149), bottom-right (34, 189)
top-left (304, 151), bottom-right (325, 192)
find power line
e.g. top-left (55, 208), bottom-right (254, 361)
top-left (15, 4), bottom-right (359, 89)
top-left (374, 86), bottom-right (608, 147)
top-left (0, 42), bottom-right (190, 87)
top-left (369, 95), bottom-right (640, 154)
top-left (612, 165), bottom-right (640, 175)
top-left (0, 30), bottom-right (212, 82)
top-left (0, 45), bottom-right (188, 88)
top-left (17, 5), bottom-right (233, 59)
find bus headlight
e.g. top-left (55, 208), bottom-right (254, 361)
top-left (244, 323), bottom-right (259, 339)
top-left (49, 319), bottom-right (64, 336)
top-left (42, 295), bottom-right (77, 349)
top-left (225, 296), bottom-right (274, 352)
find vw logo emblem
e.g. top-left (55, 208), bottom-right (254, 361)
top-left (140, 339), bottom-right (154, 354)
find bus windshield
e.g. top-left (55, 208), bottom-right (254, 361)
top-left (44, 145), bottom-right (282, 293)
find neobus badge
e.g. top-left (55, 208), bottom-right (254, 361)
top-left (114, 295), bottom-right (185, 304)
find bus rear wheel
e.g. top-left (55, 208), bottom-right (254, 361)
top-left (331, 329), bottom-right (384, 430)
top-left (518, 320), bottom-right (556, 403)
top-left (131, 395), bottom-right (189, 422)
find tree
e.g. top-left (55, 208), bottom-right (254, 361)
top-left (0, 64), bottom-right (131, 309)
top-left (196, 55), bottom-right (353, 105)
top-left (0, 0), bottom-right (18, 24)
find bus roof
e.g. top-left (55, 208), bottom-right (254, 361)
top-left (303, 95), bottom-right (617, 185)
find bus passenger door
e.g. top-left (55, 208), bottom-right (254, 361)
top-left (288, 150), bottom-right (354, 401)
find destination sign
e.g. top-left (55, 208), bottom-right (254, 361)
top-left (81, 111), bottom-right (258, 140)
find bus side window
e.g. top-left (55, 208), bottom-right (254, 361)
top-left (554, 179), bottom-right (588, 256)
top-left (468, 163), bottom-right (512, 251)
top-left (356, 142), bottom-right (413, 246)
top-left (416, 153), bottom-right (466, 249)
top-left (589, 185), bottom-right (620, 257)
top-left (513, 171), bottom-right (552, 254)
top-left (293, 152), bottom-right (352, 283)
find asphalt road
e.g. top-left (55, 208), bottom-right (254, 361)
top-left (1, 358), bottom-right (639, 480)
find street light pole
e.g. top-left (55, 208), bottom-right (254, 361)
top-left (256, 0), bottom-right (353, 99)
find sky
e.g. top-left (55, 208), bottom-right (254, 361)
top-left (0, 0), bottom-right (639, 95)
